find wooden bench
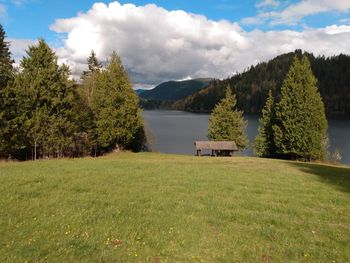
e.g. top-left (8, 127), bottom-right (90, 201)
top-left (194, 141), bottom-right (238, 156)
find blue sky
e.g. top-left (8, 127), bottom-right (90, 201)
top-left (1, 0), bottom-right (350, 87)
top-left (2, 0), bottom-right (349, 39)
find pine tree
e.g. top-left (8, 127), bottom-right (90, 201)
top-left (0, 24), bottom-right (14, 157)
top-left (273, 56), bottom-right (328, 160)
top-left (76, 51), bottom-right (103, 156)
top-left (254, 90), bottom-right (275, 157)
top-left (0, 24), bottom-right (13, 89)
top-left (208, 86), bottom-right (248, 150)
top-left (9, 39), bottom-right (78, 159)
top-left (92, 51), bottom-right (145, 153)
top-left (87, 50), bottom-right (102, 73)
top-left (81, 50), bottom-right (102, 104)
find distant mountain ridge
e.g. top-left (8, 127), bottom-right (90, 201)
top-left (139, 78), bottom-right (213, 101)
top-left (169, 50), bottom-right (350, 119)
top-left (134, 89), bottom-right (145, 95)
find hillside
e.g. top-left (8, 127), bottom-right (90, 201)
top-left (172, 50), bottom-right (350, 118)
top-left (134, 89), bottom-right (145, 95)
top-left (139, 78), bottom-right (213, 101)
top-left (1, 152), bottom-right (349, 262)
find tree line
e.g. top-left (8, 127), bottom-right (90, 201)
top-left (0, 25), bottom-right (145, 160)
top-left (208, 55), bottom-right (328, 161)
top-left (163, 50), bottom-right (349, 119)
top-left (0, 22), bottom-right (331, 162)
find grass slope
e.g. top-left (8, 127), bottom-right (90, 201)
top-left (0, 153), bottom-right (349, 262)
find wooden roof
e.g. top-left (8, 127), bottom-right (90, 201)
top-left (194, 141), bottom-right (238, 151)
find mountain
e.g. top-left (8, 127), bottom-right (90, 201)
top-left (139, 78), bottom-right (213, 101)
top-left (134, 89), bottom-right (146, 95)
top-left (172, 50), bottom-right (350, 119)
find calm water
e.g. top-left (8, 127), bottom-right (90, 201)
top-left (143, 110), bottom-right (350, 164)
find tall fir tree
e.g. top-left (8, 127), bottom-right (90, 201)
top-left (91, 51), bottom-right (145, 153)
top-left (208, 86), bottom-right (248, 150)
top-left (273, 56), bottom-right (328, 160)
top-left (81, 50), bottom-right (102, 104)
top-left (87, 50), bottom-right (102, 73)
top-left (77, 50), bottom-right (103, 155)
top-left (0, 24), bottom-right (14, 157)
top-left (9, 39), bottom-right (78, 159)
top-left (254, 90), bottom-right (275, 157)
top-left (0, 24), bottom-right (13, 89)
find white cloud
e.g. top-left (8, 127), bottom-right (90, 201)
top-left (339, 18), bottom-right (350, 24)
top-left (244, 0), bottom-right (350, 26)
top-left (11, 0), bottom-right (35, 7)
top-left (8, 38), bottom-right (37, 64)
top-left (256, 0), bottom-right (280, 9)
top-left (0, 3), bottom-right (7, 20)
top-left (50, 1), bottom-right (350, 87)
top-left (51, 2), bottom-right (248, 85)
top-left (245, 25), bottom-right (350, 61)
top-left (0, 0), bottom-right (36, 22)
top-left (12, 0), bottom-right (25, 6)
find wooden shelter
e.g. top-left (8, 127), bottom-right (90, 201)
top-left (194, 141), bottom-right (238, 156)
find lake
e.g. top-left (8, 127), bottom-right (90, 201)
top-left (142, 110), bottom-right (350, 164)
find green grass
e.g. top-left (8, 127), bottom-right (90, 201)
top-left (0, 153), bottom-right (349, 262)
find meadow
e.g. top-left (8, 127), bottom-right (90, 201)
top-left (0, 153), bottom-right (349, 262)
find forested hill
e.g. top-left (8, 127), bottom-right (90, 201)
top-left (139, 78), bottom-right (213, 101)
top-left (172, 50), bottom-right (350, 119)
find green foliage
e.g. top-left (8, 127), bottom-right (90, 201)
top-left (70, 89), bottom-right (95, 157)
top-left (172, 79), bottom-right (224, 112)
top-left (0, 38), bottom-right (146, 160)
top-left (0, 24), bottom-right (13, 89)
top-left (0, 36), bottom-right (145, 160)
top-left (273, 56), bottom-right (328, 160)
top-left (7, 39), bottom-right (79, 159)
top-left (254, 90), bottom-right (275, 157)
top-left (208, 87), bottom-right (248, 150)
top-left (81, 50), bottom-right (102, 105)
top-left (0, 24), bottom-right (15, 157)
top-left (87, 50), bottom-right (102, 73)
top-left (171, 50), bottom-right (350, 119)
top-left (140, 78), bottom-right (212, 102)
top-left (92, 52), bottom-right (145, 152)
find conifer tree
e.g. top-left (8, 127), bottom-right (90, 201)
top-left (0, 24), bottom-right (13, 89)
top-left (273, 56), bottom-right (328, 160)
top-left (92, 51), bottom-right (145, 152)
top-left (0, 24), bottom-right (14, 157)
top-left (10, 39), bottom-right (78, 159)
top-left (81, 50), bottom-right (102, 104)
top-left (208, 86), bottom-right (248, 150)
top-left (87, 50), bottom-right (102, 73)
top-left (77, 51), bottom-right (103, 155)
top-left (254, 90), bottom-right (275, 157)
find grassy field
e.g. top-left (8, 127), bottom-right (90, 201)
top-left (0, 153), bottom-right (349, 262)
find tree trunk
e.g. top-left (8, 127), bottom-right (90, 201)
top-left (34, 140), bottom-right (37, 161)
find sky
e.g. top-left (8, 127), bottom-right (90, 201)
top-left (1, 0), bottom-right (350, 89)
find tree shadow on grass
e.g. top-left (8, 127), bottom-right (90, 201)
top-left (289, 162), bottom-right (350, 194)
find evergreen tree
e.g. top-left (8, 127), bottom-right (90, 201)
top-left (77, 50), bottom-right (103, 155)
top-left (208, 86), bottom-right (248, 150)
top-left (9, 39), bottom-right (78, 159)
top-left (0, 24), bottom-right (14, 157)
top-left (87, 50), bottom-right (102, 73)
top-left (170, 51), bottom-right (350, 119)
top-left (0, 24), bottom-right (13, 89)
top-left (273, 56), bottom-right (328, 160)
top-left (92, 51), bottom-right (145, 153)
top-left (81, 50), bottom-right (102, 104)
top-left (254, 90), bottom-right (275, 157)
